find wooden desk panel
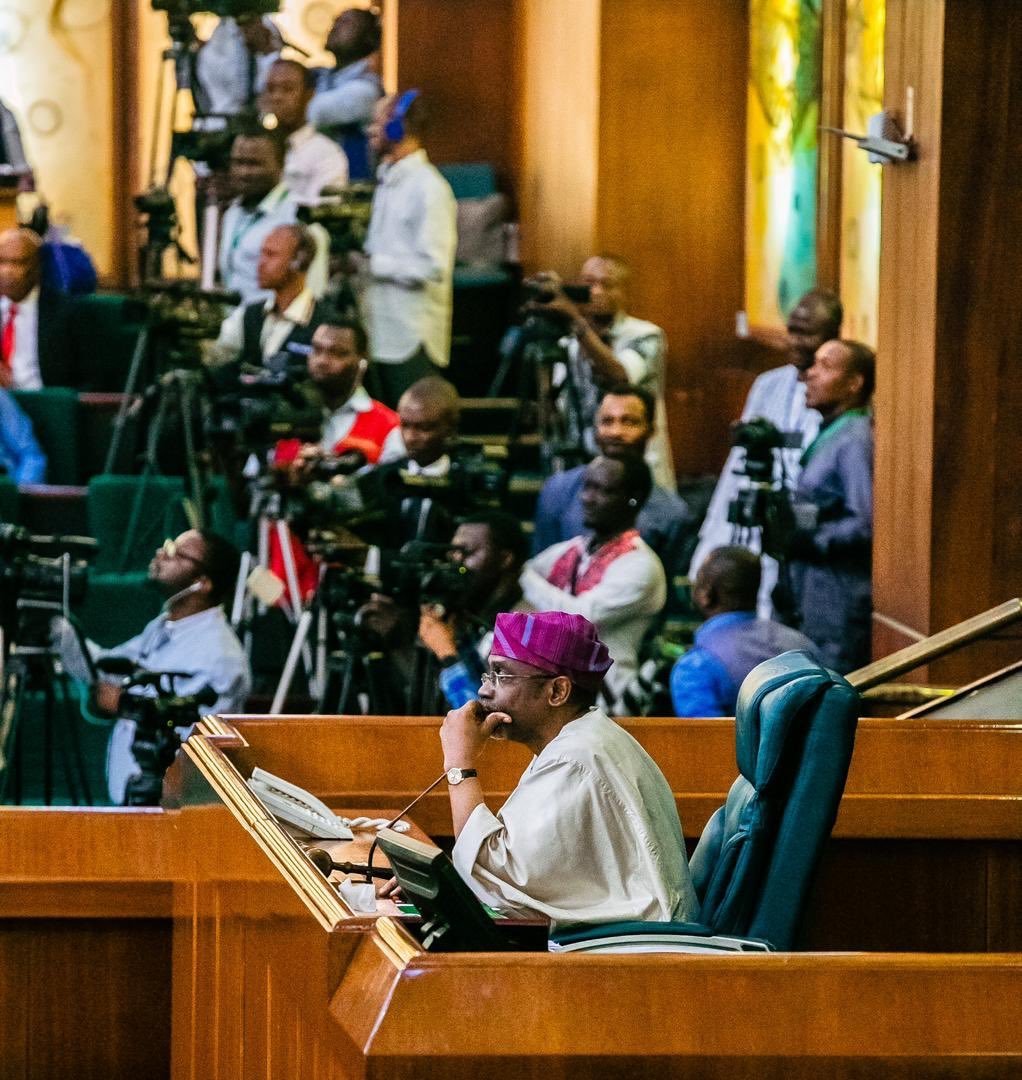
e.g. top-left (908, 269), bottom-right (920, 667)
top-left (220, 714), bottom-right (1022, 840)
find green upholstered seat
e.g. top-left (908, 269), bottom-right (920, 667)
top-left (0, 476), bottom-right (19, 523)
top-left (87, 474), bottom-right (189, 573)
top-left (11, 389), bottom-right (80, 485)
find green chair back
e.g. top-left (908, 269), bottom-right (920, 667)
top-left (11, 389), bottom-right (79, 485)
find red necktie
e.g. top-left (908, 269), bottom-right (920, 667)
top-left (1, 303), bottom-right (17, 371)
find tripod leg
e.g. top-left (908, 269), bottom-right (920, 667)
top-left (58, 674), bottom-right (93, 807)
top-left (42, 678), bottom-right (55, 806)
top-left (104, 324), bottom-right (151, 474)
top-left (0, 670), bottom-right (23, 804)
top-left (334, 652), bottom-right (357, 715)
top-left (271, 609), bottom-right (315, 714)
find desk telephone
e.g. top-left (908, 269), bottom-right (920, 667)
top-left (247, 767), bottom-right (355, 840)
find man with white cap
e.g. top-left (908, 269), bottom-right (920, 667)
top-left (437, 610), bottom-right (698, 931)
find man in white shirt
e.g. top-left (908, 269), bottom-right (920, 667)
top-left (522, 455), bottom-right (666, 711)
top-left (57, 529), bottom-right (251, 804)
top-left (195, 15), bottom-right (281, 116)
top-left (0, 227), bottom-right (79, 389)
top-left (688, 288), bottom-right (843, 615)
top-left (531, 254), bottom-right (675, 491)
top-left (361, 90), bottom-right (457, 407)
top-left (261, 59), bottom-right (349, 204)
top-left (217, 130), bottom-right (329, 302)
top-left (214, 224), bottom-right (328, 369)
top-left (434, 610), bottom-right (698, 931)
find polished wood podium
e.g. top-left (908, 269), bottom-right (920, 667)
top-left (1, 714), bottom-right (1021, 1078)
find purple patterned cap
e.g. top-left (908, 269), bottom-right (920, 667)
top-left (491, 611), bottom-right (613, 692)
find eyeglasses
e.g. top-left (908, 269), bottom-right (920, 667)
top-left (480, 671), bottom-right (552, 688)
top-left (161, 538), bottom-right (205, 568)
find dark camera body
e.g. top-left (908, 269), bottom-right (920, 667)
top-left (152, 0), bottom-right (279, 17)
top-left (522, 280), bottom-right (592, 306)
top-left (297, 185), bottom-right (375, 256)
top-left (730, 417), bottom-right (801, 484)
top-left (119, 673), bottom-right (216, 806)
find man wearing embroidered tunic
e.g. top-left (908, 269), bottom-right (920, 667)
top-left (787, 339), bottom-right (874, 672)
top-left (522, 455), bottom-right (666, 710)
top-left (440, 611), bottom-right (698, 931)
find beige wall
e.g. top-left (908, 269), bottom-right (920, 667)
top-left (0, 0), bottom-right (115, 273)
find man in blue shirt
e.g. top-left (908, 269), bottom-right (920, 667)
top-left (670, 545), bottom-right (819, 717)
top-left (533, 384), bottom-right (696, 587)
top-left (0, 388), bottom-right (46, 484)
top-left (309, 8), bottom-right (383, 180)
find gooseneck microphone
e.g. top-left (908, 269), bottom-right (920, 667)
top-left (363, 771), bottom-right (449, 883)
top-left (305, 847), bottom-right (394, 881)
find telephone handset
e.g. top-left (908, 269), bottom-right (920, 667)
top-left (247, 766), bottom-right (355, 840)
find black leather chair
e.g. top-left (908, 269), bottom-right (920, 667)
top-left (554, 651), bottom-right (860, 953)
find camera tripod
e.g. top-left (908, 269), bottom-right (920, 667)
top-left (115, 368), bottom-right (216, 572)
top-left (0, 604), bottom-right (94, 807)
top-left (495, 328), bottom-right (589, 475)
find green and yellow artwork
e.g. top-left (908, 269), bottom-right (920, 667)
top-left (746, 0), bottom-right (823, 326)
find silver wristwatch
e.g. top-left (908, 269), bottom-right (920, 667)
top-left (446, 767), bottom-right (478, 786)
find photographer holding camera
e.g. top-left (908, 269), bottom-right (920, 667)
top-left (416, 511), bottom-right (530, 709)
top-left (73, 529), bottom-right (251, 804)
top-left (527, 254), bottom-right (673, 491)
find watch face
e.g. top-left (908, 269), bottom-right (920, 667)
top-left (446, 768), bottom-right (461, 784)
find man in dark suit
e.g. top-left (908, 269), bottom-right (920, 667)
top-left (0, 227), bottom-right (80, 389)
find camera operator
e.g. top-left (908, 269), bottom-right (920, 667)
top-left (360, 91), bottom-right (457, 407)
top-left (418, 511), bottom-right (530, 709)
top-left (688, 288), bottom-right (843, 614)
top-left (68, 529), bottom-right (251, 804)
top-left (194, 13), bottom-right (282, 117)
top-left (784, 339), bottom-right (874, 674)
top-left (533, 384), bottom-right (696, 587)
top-left (261, 58), bottom-right (349, 204)
top-left (217, 129), bottom-right (327, 302)
top-left (308, 7), bottom-right (383, 181)
top-left (213, 224), bottom-right (329, 369)
top-left (527, 254), bottom-right (673, 491)
top-left (364, 375), bottom-right (462, 545)
top-left (523, 455), bottom-right (666, 713)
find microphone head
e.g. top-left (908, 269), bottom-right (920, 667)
top-left (306, 847), bottom-right (335, 877)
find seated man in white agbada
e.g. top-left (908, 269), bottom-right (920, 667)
top-left (432, 610), bottom-right (699, 932)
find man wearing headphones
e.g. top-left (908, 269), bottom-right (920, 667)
top-left (214, 224), bottom-right (330, 369)
top-left (361, 90), bottom-right (457, 407)
top-left (54, 530), bottom-right (251, 804)
top-left (521, 455), bottom-right (666, 713)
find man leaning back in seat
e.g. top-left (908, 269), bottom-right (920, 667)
top-left (390, 610), bottom-right (699, 932)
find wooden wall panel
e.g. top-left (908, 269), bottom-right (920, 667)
top-left (515, 0), bottom-right (601, 274)
top-left (396, 0), bottom-right (520, 187)
top-left (874, 0), bottom-right (1022, 681)
top-left (595, 0), bottom-right (749, 477)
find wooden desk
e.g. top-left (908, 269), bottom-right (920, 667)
top-left (1, 715), bottom-right (1020, 1078)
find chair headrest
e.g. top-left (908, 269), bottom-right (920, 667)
top-left (735, 650), bottom-right (858, 789)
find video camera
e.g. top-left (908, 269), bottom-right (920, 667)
top-left (0, 525), bottom-right (96, 643)
top-left (152, 0), bottom-right (279, 17)
top-left (517, 277), bottom-right (592, 349)
top-left (205, 346), bottom-right (319, 447)
top-left (726, 417), bottom-right (800, 558)
top-left (112, 666), bottom-right (217, 806)
top-left (297, 184), bottom-right (375, 257)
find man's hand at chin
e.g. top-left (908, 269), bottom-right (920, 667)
top-left (440, 700), bottom-right (510, 767)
